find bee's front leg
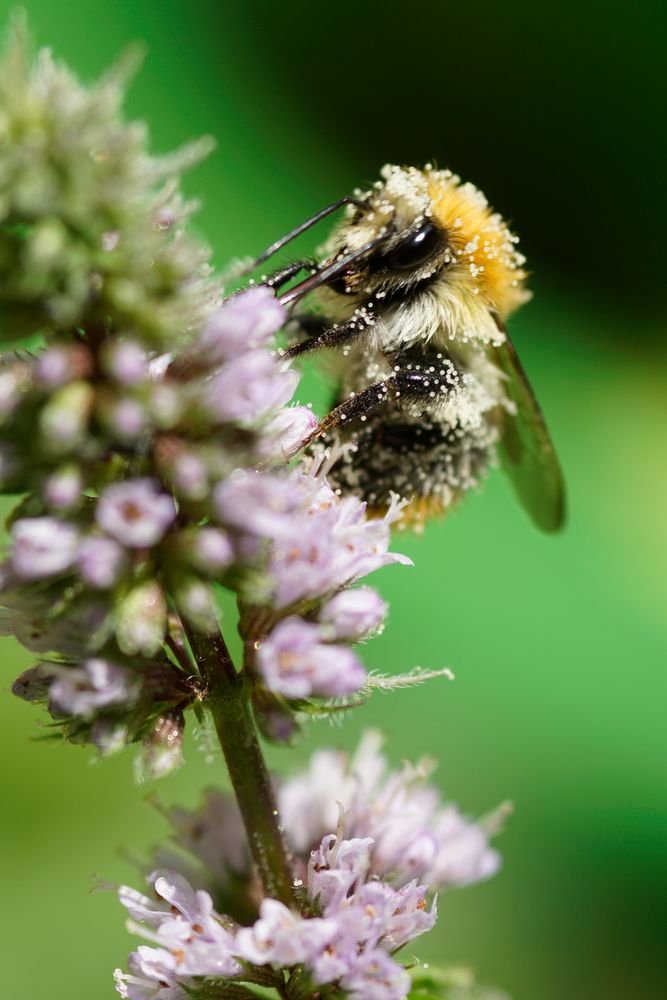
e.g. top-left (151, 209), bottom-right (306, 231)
top-left (283, 302), bottom-right (377, 360)
top-left (260, 258), bottom-right (318, 290)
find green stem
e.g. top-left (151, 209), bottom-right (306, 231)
top-left (181, 619), bottom-right (296, 908)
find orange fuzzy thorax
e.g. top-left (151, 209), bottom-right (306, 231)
top-left (427, 171), bottom-right (529, 319)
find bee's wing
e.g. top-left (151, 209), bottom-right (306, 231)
top-left (489, 321), bottom-right (566, 532)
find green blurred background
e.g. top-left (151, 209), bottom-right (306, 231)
top-left (0, 2), bottom-right (665, 998)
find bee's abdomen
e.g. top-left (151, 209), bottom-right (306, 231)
top-left (323, 409), bottom-right (497, 530)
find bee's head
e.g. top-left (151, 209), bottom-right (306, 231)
top-left (321, 165), bottom-right (530, 319)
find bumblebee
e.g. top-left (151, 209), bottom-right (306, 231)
top-left (250, 164), bottom-right (565, 532)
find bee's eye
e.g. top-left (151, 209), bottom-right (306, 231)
top-left (381, 221), bottom-right (442, 270)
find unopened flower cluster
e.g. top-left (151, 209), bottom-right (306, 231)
top-left (115, 733), bottom-right (506, 999)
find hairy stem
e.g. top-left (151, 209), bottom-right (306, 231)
top-left (181, 618), bottom-right (296, 907)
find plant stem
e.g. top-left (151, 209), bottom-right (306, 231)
top-left (181, 618), bottom-right (296, 908)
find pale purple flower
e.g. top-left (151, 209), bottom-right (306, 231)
top-left (114, 948), bottom-right (191, 1000)
top-left (308, 833), bottom-right (374, 910)
top-left (278, 731), bottom-right (503, 891)
top-left (307, 835), bottom-right (435, 946)
top-left (196, 287), bottom-right (285, 364)
top-left (119, 870), bottom-right (240, 980)
top-left (278, 747), bottom-right (353, 854)
top-left (214, 470), bottom-right (303, 539)
top-left (266, 474), bottom-right (411, 609)
top-left (35, 345), bottom-right (88, 388)
top-left (256, 617), bottom-right (366, 699)
top-left (428, 804), bottom-right (503, 888)
top-left (105, 397), bottom-right (147, 442)
top-left (189, 527), bottom-right (234, 574)
top-left (265, 404), bottom-right (318, 456)
top-left (147, 382), bottom-right (184, 429)
top-left (339, 948), bottom-right (411, 1000)
top-left (10, 517), bottom-right (79, 579)
top-left (152, 869), bottom-right (217, 927)
top-left (353, 879), bottom-right (435, 952)
top-left (168, 451), bottom-right (210, 500)
top-left (43, 465), bottom-right (82, 510)
top-left (49, 658), bottom-right (137, 718)
top-left (320, 586), bottom-right (388, 640)
top-left (96, 479), bottom-right (176, 548)
top-left (77, 535), bottom-right (127, 588)
top-left (234, 898), bottom-right (335, 968)
top-left (103, 340), bottom-right (148, 385)
top-left (300, 831), bottom-right (434, 996)
top-left (205, 350), bottom-right (298, 423)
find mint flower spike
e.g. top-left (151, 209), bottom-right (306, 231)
top-left (115, 737), bottom-right (506, 998)
top-left (1, 24), bottom-right (514, 1000)
top-left (0, 15), bottom-right (217, 343)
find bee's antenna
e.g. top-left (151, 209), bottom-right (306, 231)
top-left (243, 197), bottom-right (368, 275)
top-left (278, 235), bottom-right (388, 308)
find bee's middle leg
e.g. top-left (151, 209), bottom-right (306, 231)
top-left (298, 361), bottom-right (452, 449)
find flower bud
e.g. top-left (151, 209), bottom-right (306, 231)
top-left (77, 534), bottom-right (127, 589)
top-left (91, 718), bottom-right (129, 756)
top-left (265, 405), bottom-right (317, 457)
top-left (252, 686), bottom-right (300, 744)
top-left (319, 586), bottom-right (388, 641)
top-left (39, 380), bottom-right (94, 452)
top-left (98, 395), bottom-right (147, 443)
top-left (0, 363), bottom-right (29, 420)
top-left (172, 578), bottom-right (219, 635)
top-left (156, 440), bottom-right (209, 500)
top-left (42, 464), bottom-right (83, 511)
top-left (116, 579), bottom-right (167, 656)
top-left (34, 344), bottom-right (92, 388)
top-left (136, 710), bottom-right (185, 781)
top-left (102, 339), bottom-right (148, 385)
top-left (186, 526), bottom-right (233, 575)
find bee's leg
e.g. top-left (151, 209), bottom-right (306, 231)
top-left (299, 363), bottom-right (451, 448)
top-left (281, 312), bottom-right (329, 348)
top-left (284, 303), bottom-right (376, 360)
top-left (260, 258), bottom-right (318, 290)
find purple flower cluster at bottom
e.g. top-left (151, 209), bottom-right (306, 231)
top-left (115, 732), bottom-right (506, 999)
top-left (116, 829), bottom-right (433, 1000)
